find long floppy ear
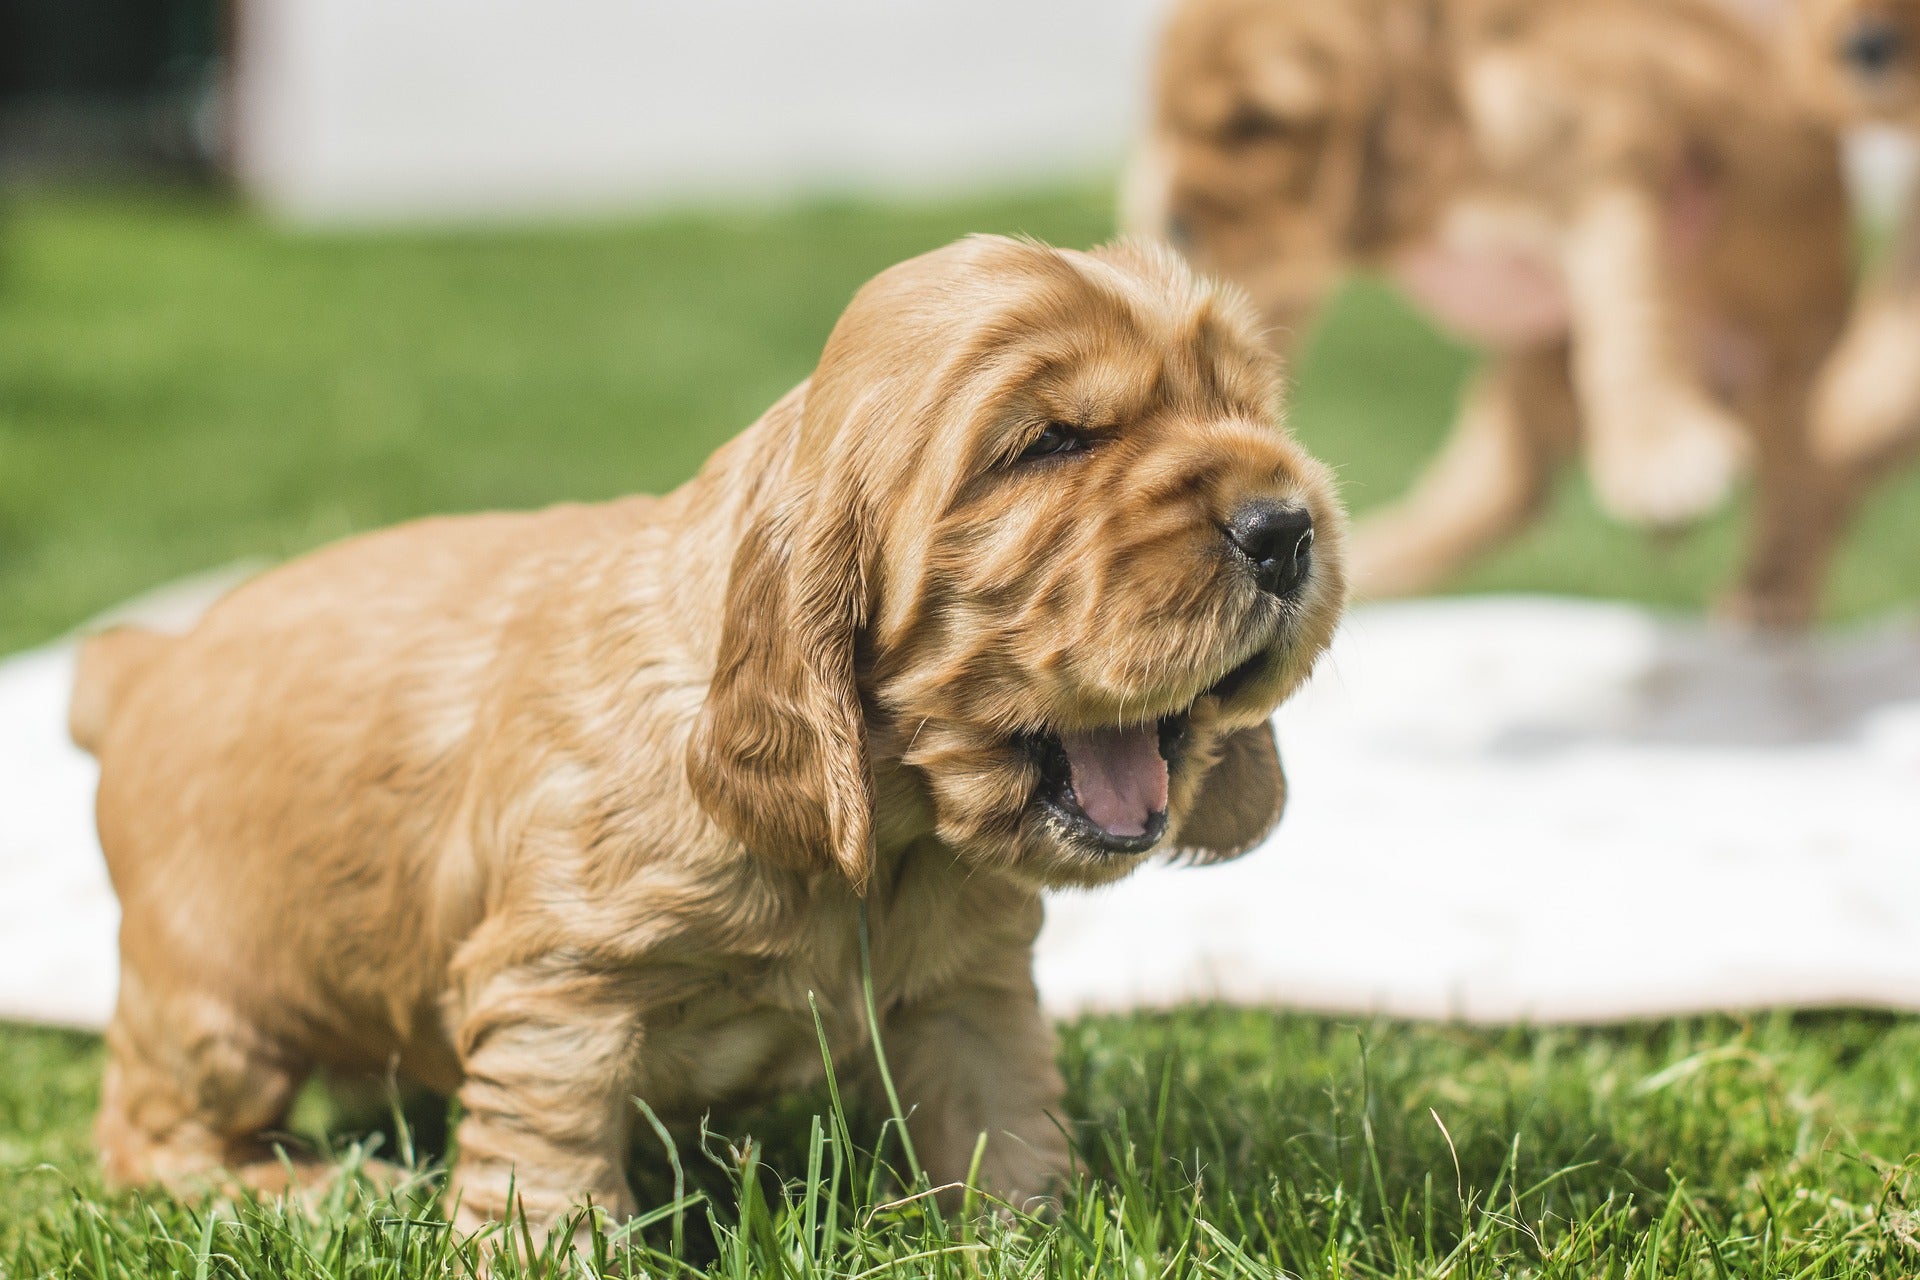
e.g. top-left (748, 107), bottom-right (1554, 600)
top-left (1170, 722), bottom-right (1288, 864)
top-left (688, 495), bottom-right (876, 892)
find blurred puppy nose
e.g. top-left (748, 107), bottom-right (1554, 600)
top-left (1225, 502), bottom-right (1315, 598)
top-left (1843, 18), bottom-right (1904, 74)
top-left (1165, 210), bottom-right (1194, 251)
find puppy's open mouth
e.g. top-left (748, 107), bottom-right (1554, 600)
top-left (1026, 648), bottom-right (1269, 856)
top-left (1032, 719), bottom-right (1180, 855)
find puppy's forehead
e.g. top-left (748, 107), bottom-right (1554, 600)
top-left (1035, 242), bottom-right (1275, 407)
top-left (814, 235), bottom-right (1275, 440)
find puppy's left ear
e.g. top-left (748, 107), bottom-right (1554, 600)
top-left (689, 491), bottom-right (877, 892)
top-left (1170, 722), bottom-right (1288, 864)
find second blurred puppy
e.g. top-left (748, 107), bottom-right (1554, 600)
top-left (1784, 0), bottom-right (1920, 482)
top-left (1133, 0), bottom-right (1857, 625)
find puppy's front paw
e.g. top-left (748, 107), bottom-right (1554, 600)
top-left (1715, 584), bottom-right (1817, 633)
top-left (988, 1144), bottom-right (1072, 1213)
top-left (1587, 394), bottom-right (1748, 528)
top-left (924, 1121), bottom-right (1071, 1216)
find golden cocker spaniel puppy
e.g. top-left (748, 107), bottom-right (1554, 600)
top-left (1132, 0), bottom-right (1859, 626)
top-left (70, 236), bottom-right (1346, 1234)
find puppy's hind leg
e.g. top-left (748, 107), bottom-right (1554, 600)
top-left (1348, 342), bottom-right (1579, 600)
top-left (1722, 373), bottom-right (1861, 630)
top-left (95, 964), bottom-right (311, 1196)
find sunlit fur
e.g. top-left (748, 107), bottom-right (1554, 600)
top-left (1133, 0), bottom-right (1862, 627)
top-left (73, 236), bottom-right (1344, 1237)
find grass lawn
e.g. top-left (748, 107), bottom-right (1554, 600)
top-left (2, 187), bottom-right (1918, 1276)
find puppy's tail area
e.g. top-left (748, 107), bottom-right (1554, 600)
top-left (69, 626), bottom-right (173, 757)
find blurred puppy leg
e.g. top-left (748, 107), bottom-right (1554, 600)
top-left (1722, 367), bottom-right (1860, 629)
top-left (1563, 182), bottom-right (1750, 527)
top-left (96, 965), bottom-right (310, 1195)
top-left (1349, 342), bottom-right (1578, 599)
top-left (1814, 194), bottom-right (1920, 475)
top-left (876, 948), bottom-right (1070, 1211)
top-left (1813, 290), bottom-right (1920, 473)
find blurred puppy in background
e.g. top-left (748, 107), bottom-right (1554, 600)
top-left (1132, 0), bottom-right (1858, 626)
top-left (71, 236), bottom-right (1345, 1237)
top-left (1782, 0), bottom-right (1920, 487)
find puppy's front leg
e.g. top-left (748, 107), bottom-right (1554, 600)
top-left (873, 951), bottom-right (1070, 1210)
top-left (1563, 181), bottom-right (1749, 527)
top-left (1811, 288), bottom-right (1920, 476)
top-left (447, 963), bottom-right (643, 1239)
top-left (1350, 343), bottom-right (1578, 599)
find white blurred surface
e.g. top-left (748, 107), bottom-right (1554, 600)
top-left (0, 567), bottom-right (256, 1029)
top-left (1041, 599), bottom-right (1920, 1023)
top-left (1845, 126), bottom-right (1920, 227)
top-left (229, 1), bottom-right (1920, 227)
top-left (233, 0), bottom-right (1168, 223)
top-left (4, 586), bottom-right (1918, 1031)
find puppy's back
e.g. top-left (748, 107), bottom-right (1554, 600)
top-left (90, 498), bottom-right (665, 1067)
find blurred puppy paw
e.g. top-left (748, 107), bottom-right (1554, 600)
top-left (1714, 585), bottom-right (1819, 633)
top-left (1586, 394), bottom-right (1748, 528)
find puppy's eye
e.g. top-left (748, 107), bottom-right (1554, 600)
top-left (1018, 423), bottom-right (1091, 463)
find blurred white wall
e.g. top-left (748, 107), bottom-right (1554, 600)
top-left (233, 0), bottom-right (1168, 223)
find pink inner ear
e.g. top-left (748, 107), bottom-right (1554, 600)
top-left (1059, 726), bottom-right (1169, 837)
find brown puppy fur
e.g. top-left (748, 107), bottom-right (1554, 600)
top-left (73, 236), bottom-right (1346, 1235)
top-left (1782, 0), bottom-right (1920, 485)
top-left (1133, 0), bottom-right (1857, 625)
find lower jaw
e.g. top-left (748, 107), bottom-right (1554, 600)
top-left (1038, 797), bottom-right (1170, 858)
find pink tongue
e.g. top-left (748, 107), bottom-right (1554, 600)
top-left (1059, 726), bottom-right (1169, 838)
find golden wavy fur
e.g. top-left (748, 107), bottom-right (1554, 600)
top-left (74, 235), bottom-right (1345, 1235)
top-left (1132, 0), bottom-right (1860, 626)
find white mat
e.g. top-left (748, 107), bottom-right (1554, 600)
top-left (0, 568), bottom-right (258, 1029)
top-left (2, 581), bottom-right (1917, 1031)
top-left (1041, 599), bottom-right (1920, 1022)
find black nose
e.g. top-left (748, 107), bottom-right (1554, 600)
top-left (1843, 18), bottom-right (1905, 75)
top-left (1225, 502), bottom-right (1315, 598)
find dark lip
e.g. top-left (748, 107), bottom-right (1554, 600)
top-left (1023, 645), bottom-right (1271, 857)
top-left (1039, 794), bottom-right (1170, 856)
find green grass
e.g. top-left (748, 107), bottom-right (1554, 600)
top-left (5, 1013), bottom-right (1920, 1277)
top-left (1, 188), bottom-right (1918, 1275)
